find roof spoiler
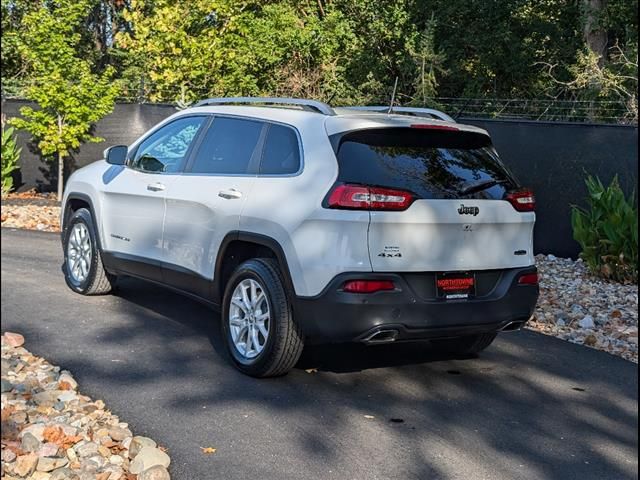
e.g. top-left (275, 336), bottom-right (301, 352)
top-left (344, 106), bottom-right (455, 123)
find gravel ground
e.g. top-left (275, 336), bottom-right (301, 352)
top-left (1, 332), bottom-right (171, 480)
top-left (1, 205), bottom-right (61, 233)
top-left (528, 254), bottom-right (638, 363)
top-left (1, 203), bottom-right (637, 363)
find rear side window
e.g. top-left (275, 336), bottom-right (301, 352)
top-left (334, 128), bottom-right (518, 199)
top-left (190, 117), bottom-right (263, 174)
top-left (259, 124), bottom-right (301, 175)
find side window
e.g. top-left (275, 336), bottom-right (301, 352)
top-left (132, 116), bottom-right (205, 173)
top-left (190, 117), bottom-right (263, 174)
top-left (260, 124), bottom-right (301, 175)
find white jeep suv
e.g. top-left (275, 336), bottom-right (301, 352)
top-left (61, 97), bottom-right (539, 377)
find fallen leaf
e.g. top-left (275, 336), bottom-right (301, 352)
top-left (58, 381), bottom-right (73, 391)
top-left (304, 368), bottom-right (318, 374)
top-left (363, 415), bottom-right (375, 419)
top-left (43, 425), bottom-right (82, 449)
top-left (200, 447), bottom-right (217, 454)
top-left (158, 445), bottom-right (168, 453)
top-left (1, 406), bottom-right (16, 422)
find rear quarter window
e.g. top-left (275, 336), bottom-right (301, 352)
top-left (259, 124), bottom-right (301, 175)
top-left (334, 128), bottom-right (519, 199)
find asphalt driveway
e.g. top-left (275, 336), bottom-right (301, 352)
top-left (1, 228), bottom-right (637, 480)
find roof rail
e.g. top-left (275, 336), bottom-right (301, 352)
top-left (194, 97), bottom-right (336, 116)
top-left (345, 106), bottom-right (455, 123)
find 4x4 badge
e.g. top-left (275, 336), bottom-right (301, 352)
top-left (458, 204), bottom-right (479, 216)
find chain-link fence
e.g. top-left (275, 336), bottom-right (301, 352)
top-left (2, 78), bottom-right (637, 125)
top-left (426, 97), bottom-right (637, 125)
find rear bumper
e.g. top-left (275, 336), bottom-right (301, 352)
top-left (293, 266), bottom-right (539, 344)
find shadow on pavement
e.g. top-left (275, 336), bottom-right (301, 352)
top-left (95, 276), bottom-right (639, 480)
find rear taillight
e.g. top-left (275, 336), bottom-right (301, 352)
top-left (518, 272), bottom-right (539, 285)
top-left (327, 184), bottom-right (414, 211)
top-left (506, 189), bottom-right (535, 212)
top-left (342, 280), bottom-right (396, 293)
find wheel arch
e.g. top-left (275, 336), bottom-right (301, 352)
top-left (62, 193), bottom-right (104, 251)
top-left (213, 231), bottom-right (296, 305)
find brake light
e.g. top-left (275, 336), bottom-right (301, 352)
top-left (518, 273), bottom-right (539, 285)
top-left (506, 189), bottom-right (535, 212)
top-left (342, 280), bottom-right (395, 293)
top-left (410, 124), bottom-right (458, 131)
top-left (327, 184), bottom-right (414, 211)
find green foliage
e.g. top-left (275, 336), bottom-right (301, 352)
top-left (1, 122), bottom-right (21, 196)
top-left (8, 0), bottom-right (118, 199)
top-left (1, 1), bottom-right (638, 111)
top-left (571, 175), bottom-right (638, 284)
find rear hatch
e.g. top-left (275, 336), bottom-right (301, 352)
top-left (328, 125), bottom-right (535, 273)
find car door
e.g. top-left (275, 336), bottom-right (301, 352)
top-left (100, 115), bottom-right (207, 280)
top-left (161, 115), bottom-right (265, 298)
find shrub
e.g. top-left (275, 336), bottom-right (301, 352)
top-left (571, 175), bottom-right (638, 284)
top-left (1, 121), bottom-right (21, 196)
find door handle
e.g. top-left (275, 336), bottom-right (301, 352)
top-left (147, 182), bottom-right (166, 192)
top-left (218, 189), bottom-right (243, 199)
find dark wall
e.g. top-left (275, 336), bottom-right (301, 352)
top-left (2, 100), bottom-right (637, 257)
top-left (1, 100), bottom-right (176, 191)
top-left (463, 118), bottom-right (638, 258)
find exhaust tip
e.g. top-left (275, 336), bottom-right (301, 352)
top-left (362, 329), bottom-right (399, 344)
top-left (500, 321), bottom-right (526, 332)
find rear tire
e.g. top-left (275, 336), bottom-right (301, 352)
top-left (62, 208), bottom-right (116, 295)
top-left (222, 258), bottom-right (304, 377)
top-left (431, 333), bottom-right (497, 355)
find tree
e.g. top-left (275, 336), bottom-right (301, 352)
top-left (9, 0), bottom-right (118, 200)
top-left (1, 115), bottom-right (21, 196)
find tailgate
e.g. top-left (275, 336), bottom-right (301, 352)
top-left (369, 199), bottom-right (535, 271)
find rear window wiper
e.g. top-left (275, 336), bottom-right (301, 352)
top-left (459, 179), bottom-right (510, 195)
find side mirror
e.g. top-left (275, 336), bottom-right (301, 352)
top-left (104, 145), bottom-right (128, 165)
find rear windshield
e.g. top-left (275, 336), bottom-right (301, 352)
top-left (334, 128), bottom-right (518, 199)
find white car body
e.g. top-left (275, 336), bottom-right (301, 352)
top-left (63, 105), bottom-right (534, 295)
top-left (62, 98), bottom-right (539, 353)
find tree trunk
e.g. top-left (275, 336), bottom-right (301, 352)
top-left (57, 152), bottom-right (64, 202)
top-left (57, 114), bottom-right (64, 201)
top-left (583, 0), bottom-right (608, 65)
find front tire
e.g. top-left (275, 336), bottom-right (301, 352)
top-left (62, 208), bottom-right (116, 295)
top-left (222, 258), bottom-right (304, 377)
top-left (431, 333), bottom-right (497, 355)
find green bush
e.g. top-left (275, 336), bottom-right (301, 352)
top-left (571, 175), bottom-right (638, 284)
top-left (1, 123), bottom-right (21, 196)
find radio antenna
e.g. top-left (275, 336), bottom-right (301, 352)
top-left (387, 77), bottom-right (398, 114)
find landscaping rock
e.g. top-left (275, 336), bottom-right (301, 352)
top-left (129, 436), bottom-right (157, 459)
top-left (75, 442), bottom-right (99, 458)
top-left (0, 204), bottom-right (61, 232)
top-left (139, 465), bottom-right (171, 480)
top-left (37, 456), bottom-right (69, 472)
top-left (578, 315), bottom-right (595, 329)
top-left (129, 447), bottom-right (171, 474)
top-left (22, 431), bottom-right (42, 452)
top-left (3, 331), bottom-right (25, 347)
top-left (1, 378), bottom-right (13, 392)
top-left (1, 332), bottom-right (171, 479)
top-left (108, 425), bottom-right (132, 442)
top-left (14, 453), bottom-right (39, 477)
top-left (528, 255), bottom-right (638, 363)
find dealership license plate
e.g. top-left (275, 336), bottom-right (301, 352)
top-left (436, 272), bottom-right (475, 300)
